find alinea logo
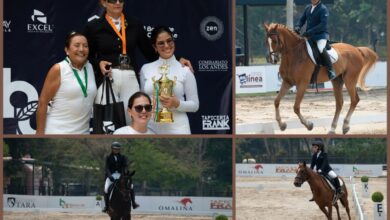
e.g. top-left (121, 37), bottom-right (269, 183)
top-left (237, 72), bottom-right (263, 88)
top-left (200, 16), bottom-right (224, 41)
top-left (3, 20), bottom-right (11, 32)
top-left (27, 9), bottom-right (54, 33)
top-left (202, 115), bottom-right (230, 130)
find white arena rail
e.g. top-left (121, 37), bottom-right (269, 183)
top-left (350, 176), bottom-right (365, 220)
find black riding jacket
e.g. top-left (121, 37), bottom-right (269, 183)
top-left (105, 153), bottom-right (128, 177)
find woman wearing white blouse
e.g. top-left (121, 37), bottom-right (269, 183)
top-left (140, 26), bottom-right (199, 134)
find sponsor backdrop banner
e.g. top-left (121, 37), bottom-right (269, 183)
top-left (3, 0), bottom-right (232, 134)
top-left (4, 195), bottom-right (232, 216)
top-left (236, 164), bottom-right (383, 177)
top-left (236, 62), bottom-right (387, 94)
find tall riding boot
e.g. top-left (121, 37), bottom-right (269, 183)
top-left (131, 188), bottom-right (139, 209)
top-left (321, 50), bottom-right (337, 80)
top-left (333, 177), bottom-right (343, 195)
top-left (102, 193), bottom-right (109, 212)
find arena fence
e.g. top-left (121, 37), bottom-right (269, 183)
top-left (3, 194), bottom-right (232, 217)
top-left (349, 176), bottom-right (365, 220)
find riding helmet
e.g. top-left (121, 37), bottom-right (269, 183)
top-left (111, 141), bottom-right (122, 149)
top-left (311, 140), bottom-right (324, 151)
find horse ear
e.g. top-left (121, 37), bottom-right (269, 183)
top-left (263, 23), bottom-right (269, 30)
top-left (129, 170), bottom-right (135, 176)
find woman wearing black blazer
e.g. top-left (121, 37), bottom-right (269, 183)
top-left (84, 0), bottom-right (192, 125)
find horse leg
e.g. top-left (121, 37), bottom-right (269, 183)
top-left (294, 85), bottom-right (313, 130)
top-left (329, 77), bottom-right (344, 134)
top-left (342, 80), bottom-right (360, 134)
top-left (334, 201), bottom-right (341, 220)
top-left (327, 204), bottom-right (333, 220)
top-left (319, 206), bottom-right (330, 219)
top-left (275, 81), bottom-right (292, 131)
top-left (340, 194), bottom-right (351, 220)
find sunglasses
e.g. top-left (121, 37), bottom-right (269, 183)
top-left (132, 104), bottom-right (152, 113)
top-left (106, 0), bottom-right (124, 4)
top-left (156, 38), bottom-right (174, 48)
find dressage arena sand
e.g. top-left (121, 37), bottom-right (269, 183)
top-left (236, 88), bottom-right (386, 134)
top-left (236, 176), bottom-right (387, 220)
top-left (3, 212), bottom-right (226, 220)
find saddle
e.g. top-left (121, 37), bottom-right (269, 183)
top-left (307, 40), bottom-right (339, 88)
top-left (320, 174), bottom-right (343, 204)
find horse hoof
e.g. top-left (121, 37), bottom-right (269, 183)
top-left (280, 122), bottom-right (287, 131)
top-left (343, 127), bottom-right (350, 134)
top-left (328, 130), bottom-right (336, 135)
top-left (307, 122), bottom-right (313, 131)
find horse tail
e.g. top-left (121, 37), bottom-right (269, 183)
top-left (356, 47), bottom-right (379, 91)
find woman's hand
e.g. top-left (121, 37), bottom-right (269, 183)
top-left (179, 58), bottom-right (194, 73)
top-left (99, 60), bottom-right (112, 78)
top-left (159, 95), bottom-right (180, 109)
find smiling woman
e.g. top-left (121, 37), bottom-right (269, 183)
top-left (35, 31), bottom-right (97, 134)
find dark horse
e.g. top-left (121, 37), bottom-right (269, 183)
top-left (107, 170), bottom-right (135, 220)
top-left (294, 161), bottom-right (351, 220)
top-left (264, 23), bottom-right (378, 134)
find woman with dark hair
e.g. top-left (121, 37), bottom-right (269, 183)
top-left (36, 31), bottom-right (97, 134)
top-left (84, 0), bottom-right (192, 125)
top-left (140, 26), bottom-right (199, 134)
top-left (113, 91), bottom-right (155, 134)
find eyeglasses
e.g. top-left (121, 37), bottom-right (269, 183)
top-left (106, 0), bottom-right (124, 4)
top-left (156, 38), bottom-right (174, 48)
top-left (132, 104), bottom-right (153, 113)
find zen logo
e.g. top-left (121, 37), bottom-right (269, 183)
top-left (200, 16), bottom-right (224, 41)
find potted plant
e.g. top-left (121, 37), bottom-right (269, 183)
top-left (361, 176), bottom-right (369, 198)
top-left (95, 195), bottom-right (103, 209)
top-left (371, 192), bottom-right (385, 220)
top-left (215, 214), bottom-right (228, 220)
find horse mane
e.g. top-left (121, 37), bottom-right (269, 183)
top-left (270, 23), bottom-right (302, 40)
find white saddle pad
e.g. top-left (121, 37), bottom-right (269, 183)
top-left (306, 41), bottom-right (339, 64)
top-left (323, 176), bottom-right (343, 191)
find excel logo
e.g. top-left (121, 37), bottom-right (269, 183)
top-left (27, 9), bottom-right (54, 33)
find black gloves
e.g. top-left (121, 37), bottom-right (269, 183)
top-left (294, 26), bottom-right (301, 35)
top-left (302, 32), bottom-right (310, 37)
top-left (109, 176), bottom-right (115, 182)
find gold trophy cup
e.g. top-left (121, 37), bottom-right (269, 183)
top-left (152, 62), bottom-right (176, 123)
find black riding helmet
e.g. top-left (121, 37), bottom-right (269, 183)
top-left (312, 140), bottom-right (324, 151)
top-left (111, 141), bottom-right (122, 149)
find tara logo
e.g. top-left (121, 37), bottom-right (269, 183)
top-left (31, 9), bottom-right (47, 24)
top-left (179, 198), bottom-right (192, 207)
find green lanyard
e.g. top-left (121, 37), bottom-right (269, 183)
top-left (65, 57), bottom-right (88, 97)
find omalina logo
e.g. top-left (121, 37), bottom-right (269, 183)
top-left (179, 198), bottom-right (192, 207)
top-left (254, 164), bottom-right (263, 171)
top-left (31, 9), bottom-right (47, 23)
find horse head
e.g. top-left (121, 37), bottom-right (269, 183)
top-left (263, 23), bottom-right (303, 64)
top-left (294, 161), bottom-right (309, 187)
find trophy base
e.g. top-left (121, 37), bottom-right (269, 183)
top-left (157, 111), bottom-right (174, 123)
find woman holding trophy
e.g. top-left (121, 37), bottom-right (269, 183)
top-left (140, 26), bottom-right (199, 134)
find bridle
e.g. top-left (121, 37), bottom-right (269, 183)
top-left (266, 30), bottom-right (282, 63)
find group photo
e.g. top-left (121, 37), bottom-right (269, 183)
top-left (3, 0), bottom-right (233, 135)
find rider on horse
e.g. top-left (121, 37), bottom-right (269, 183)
top-left (102, 141), bottom-right (139, 212)
top-left (309, 140), bottom-right (343, 201)
top-left (294, 0), bottom-right (337, 80)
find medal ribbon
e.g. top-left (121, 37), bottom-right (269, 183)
top-left (105, 13), bottom-right (127, 55)
top-left (153, 83), bottom-right (160, 122)
top-left (65, 57), bottom-right (88, 97)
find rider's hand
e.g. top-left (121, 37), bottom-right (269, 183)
top-left (302, 32), bottom-right (310, 37)
top-left (109, 176), bottom-right (115, 182)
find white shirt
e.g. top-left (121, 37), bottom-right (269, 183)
top-left (45, 60), bottom-right (97, 134)
top-left (113, 126), bottom-right (155, 134)
top-left (140, 55), bottom-right (199, 134)
top-left (311, 4), bottom-right (318, 13)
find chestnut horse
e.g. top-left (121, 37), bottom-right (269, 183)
top-left (264, 23), bottom-right (378, 134)
top-left (294, 161), bottom-right (351, 220)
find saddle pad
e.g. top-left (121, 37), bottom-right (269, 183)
top-left (322, 176), bottom-right (343, 191)
top-left (306, 41), bottom-right (339, 64)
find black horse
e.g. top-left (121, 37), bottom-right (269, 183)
top-left (107, 170), bottom-right (135, 220)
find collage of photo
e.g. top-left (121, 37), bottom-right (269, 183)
top-left (1, 0), bottom-right (388, 219)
